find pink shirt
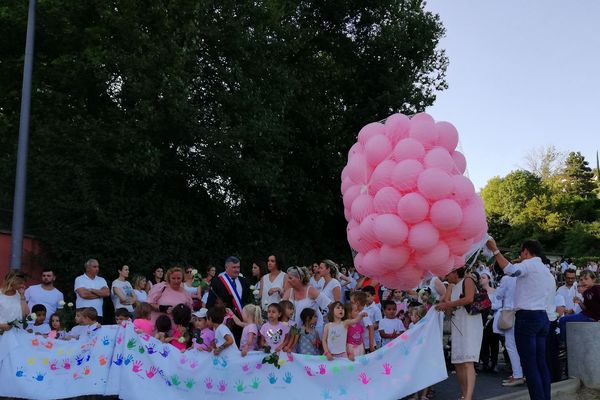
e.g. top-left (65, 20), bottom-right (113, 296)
top-left (147, 283), bottom-right (193, 325)
top-left (170, 325), bottom-right (187, 351)
top-left (133, 319), bottom-right (153, 335)
top-left (260, 321), bottom-right (289, 350)
top-left (347, 322), bottom-right (365, 346)
top-left (240, 323), bottom-right (259, 351)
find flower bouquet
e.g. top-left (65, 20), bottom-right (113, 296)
top-left (261, 349), bottom-right (285, 369)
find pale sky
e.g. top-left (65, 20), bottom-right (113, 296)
top-left (424, 0), bottom-right (599, 190)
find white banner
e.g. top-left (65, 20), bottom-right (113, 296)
top-left (0, 309), bottom-right (447, 400)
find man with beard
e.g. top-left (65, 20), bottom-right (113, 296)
top-left (25, 269), bottom-right (64, 324)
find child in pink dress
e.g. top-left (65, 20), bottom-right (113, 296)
top-left (229, 304), bottom-right (263, 356)
top-left (259, 303), bottom-right (289, 352)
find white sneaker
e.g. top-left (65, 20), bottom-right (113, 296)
top-left (502, 377), bottom-right (525, 387)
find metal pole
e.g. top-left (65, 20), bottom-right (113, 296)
top-left (10, 0), bottom-right (36, 270)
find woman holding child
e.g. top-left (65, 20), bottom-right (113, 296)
top-left (148, 267), bottom-right (193, 325)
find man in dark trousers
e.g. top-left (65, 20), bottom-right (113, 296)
top-left (206, 256), bottom-right (253, 345)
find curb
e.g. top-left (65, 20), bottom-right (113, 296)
top-left (485, 377), bottom-right (580, 400)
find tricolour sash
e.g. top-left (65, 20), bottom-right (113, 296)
top-left (218, 272), bottom-right (243, 316)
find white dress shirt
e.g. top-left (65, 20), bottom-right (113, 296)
top-left (556, 283), bottom-right (582, 313)
top-left (504, 257), bottom-right (556, 311)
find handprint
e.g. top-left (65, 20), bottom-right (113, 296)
top-left (138, 345), bottom-right (145, 354)
top-left (145, 366), bottom-right (158, 379)
top-left (99, 355), bottom-right (107, 366)
top-left (212, 356), bottom-right (219, 366)
top-left (83, 366), bottom-right (91, 375)
top-left (102, 336), bottom-right (110, 346)
top-left (267, 373), bottom-right (277, 384)
top-left (283, 372), bottom-right (293, 384)
top-left (85, 354), bottom-right (91, 362)
top-left (34, 372), bottom-right (46, 381)
top-left (132, 360), bottom-right (143, 373)
top-left (286, 352), bottom-right (294, 362)
top-left (127, 338), bottom-right (137, 349)
top-left (145, 344), bottom-right (156, 355)
top-left (75, 354), bottom-right (84, 366)
top-left (141, 334), bottom-right (151, 342)
top-left (185, 378), bottom-right (195, 389)
top-left (56, 348), bottom-right (64, 356)
top-left (42, 357), bottom-right (49, 365)
top-left (113, 354), bottom-right (123, 366)
top-left (304, 366), bottom-right (314, 376)
top-left (383, 363), bottom-right (392, 375)
top-left (338, 386), bottom-right (348, 396)
top-left (171, 375), bottom-right (181, 386)
top-left (159, 347), bottom-right (169, 358)
top-left (124, 354), bottom-right (134, 366)
top-left (235, 380), bottom-right (245, 392)
top-left (255, 363), bottom-right (263, 370)
top-left (72, 372), bottom-right (80, 380)
top-left (44, 341), bottom-right (54, 350)
top-left (220, 357), bottom-right (228, 368)
top-left (27, 357), bottom-right (36, 365)
top-left (242, 363), bottom-right (250, 372)
top-left (218, 380), bottom-right (227, 392)
top-left (16, 368), bottom-right (25, 377)
top-left (50, 360), bottom-right (59, 371)
top-left (204, 377), bottom-right (213, 389)
top-left (31, 338), bottom-right (40, 346)
top-left (179, 355), bottom-right (187, 365)
top-left (250, 377), bottom-right (260, 389)
top-left (189, 359), bottom-right (199, 369)
top-left (359, 372), bottom-right (371, 385)
top-left (358, 356), bottom-right (369, 366)
top-left (321, 389), bottom-right (332, 400)
top-left (116, 334), bottom-right (123, 345)
top-left (346, 364), bottom-right (354, 372)
top-left (62, 359), bottom-right (71, 370)
top-left (318, 364), bottom-right (327, 375)
top-left (332, 365), bottom-right (341, 374)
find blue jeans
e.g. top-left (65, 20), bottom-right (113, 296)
top-left (559, 312), bottom-right (596, 344)
top-left (514, 310), bottom-right (551, 400)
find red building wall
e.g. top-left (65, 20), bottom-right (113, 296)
top-left (0, 231), bottom-right (44, 285)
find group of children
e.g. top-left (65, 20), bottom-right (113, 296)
top-left (26, 286), bottom-right (429, 365)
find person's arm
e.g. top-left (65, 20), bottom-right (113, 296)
top-left (76, 287), bottom-right (99, 300)
top-left (225, 308), bottom-right (247, 327)
top-left (94, 286), bottom-right (110, 298)
top-left (281, 285), bottom-right (291, 301)
top-left (332, 285), bottom-right (341, 302)
top-left (433, 278), bottom-right (446, 300)
top-left (338, 274), bottom-right (351, 286)
top-left (241, 332), bottom-right (255, 356)
top-left (322, 324), bottom-right (333, 360)
top-left (367, 324), bottom-right (375, 352)
top-left (214, 333), bottom-right (234, 355)
top-left (344, 311), bottom-right (368, 326)
top-left (113, 286), bottom-right (130, 304)
top-left (18, 287), bottom-right (29, 317)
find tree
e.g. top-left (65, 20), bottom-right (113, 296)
top-left (561, 151), bottom-right (595, 197)
top-left (523, 145), bottom-right (565, 181)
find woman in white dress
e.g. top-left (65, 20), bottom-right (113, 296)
top-left (436, 267), bottom-right (483, 400)
top-left (259, 254), bottom-right (286, 312)
top-left (319, 260), bottom-right (342, 302)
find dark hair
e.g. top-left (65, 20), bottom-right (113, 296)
top-left (155, 315), bottom-right (171, 333)
top-left (81, 307), bottom-right (98, 321)
top-left (279, 300), bottom-right (294, 312)
top-left (207, 306), bottom-right (226, 324)
top-left (49, 312), bottom-right (62, 325)
top-left (172, 303), bottom-right (192, 326)
top-left (564, 268), bottom-right (576, 276)
top-left (327, 301), bottom-right (346, 322)
top-left (41, 268), bottom-right (55, 275)
top-left (31, 304), bottom-right (47, 314)
top-left (269, 254), bottom-right (285, 271)
top-left (117, 265), bottom-right (129, 274)
top-left (362, 285), bottom-right (376, 296)
top-left (115, 308), bottom-right (131, 319)
top-left (381, 300), bottom-right (396, 310)
top-left (251, 260), bottom-right (267, 284)
top-left (521, 239), bottom-right (544, 258)
top-left (454, 267), bottom-right (466, 278)
top-left (225, 256), bottom-right (240, 266)
top-left (300, 308), bottom-right (316, 326)
top-left (267, 303), bottom-right (283, 316)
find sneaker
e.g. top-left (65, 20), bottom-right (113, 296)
top-left (502, 377), bottom-right (525, 387)
top-left (502, 376), bottom-right (513, 383)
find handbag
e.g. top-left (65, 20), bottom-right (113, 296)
top-left (462, 277), bottom-right (492, 315)
top-left (498, 309), bottom-right (516, 330)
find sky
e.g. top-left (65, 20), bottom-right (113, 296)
top-left (423, 0), bottom-right (600, 190)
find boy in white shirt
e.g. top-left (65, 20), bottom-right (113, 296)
top-left (27, 304), bottom-right (51, 335)
top-left (208, 307), bottom-right (238, 355)
top-left (65, 308), bottom-right (101, 340)
top-left (378, 300), bottom-right (404, 346)
top-left (362, 286), bottom-right (383, 349)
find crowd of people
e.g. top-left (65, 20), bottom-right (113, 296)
top-left (1, 245), bottom-right (599, 400)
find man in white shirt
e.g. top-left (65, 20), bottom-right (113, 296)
top-left (556, 269), bottom-right (580, 315)
top-left (487, 238), bottom-right (553, 400)
top-left (25, 269), bottom-right (64, 323)
top-left (74, 259), bottom-right (109, 323)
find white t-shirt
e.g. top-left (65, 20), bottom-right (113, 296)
top-left (260, 271), bottom-right (286, 311)
top-left (379, 317), bottom-right (405, 345)
top-left (321, 279), bottom-right (341, 302)
top-left (215, 323), bottom-right (238, 350)
top-left (74, 274), bottom-right (108, 316)
top-left (309, 276), bottom-right (324, 291)
top-left (30, 323), bottom-right (51, 335)
top-left (134, 289), bottom-right (148, 303)
top-left (68, 324), bottom-right (97, 339)
top-left (363, 302), bottom-right (382, 347)
top-left (24, 285), bottom-right (64, 324)
top-left (111, 279), bottom-right (135, 312)
top-left (0, 291), bottom-right (22, 324)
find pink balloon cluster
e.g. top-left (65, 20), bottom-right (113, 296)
top-left (341, 112), bottom-right (487, 289)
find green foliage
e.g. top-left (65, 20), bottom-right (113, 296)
top-left (0, 0), bottom-right (447, 286)
top-left (561, 151), bottom-right (595, 198)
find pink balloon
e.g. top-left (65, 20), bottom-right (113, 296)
top-left (373, 187), bottom-right (402, 214)
top-left (347, 153), bottom-right (369, 184)
top-left (341, 177), bottom-right (354, 195)
top-left (343, 184), bottom-right (362, 210)
top-left (391, 159), bottom-right (424, 192)
top-left (415, 241), bottom-right (450, 269)
top-left (365, 134), bottom-right (393, 166)
top-left (347, 219), bottom-right (359, 231)
top-left (358, 122), bottom-right (385, 146)
top-left (347, 227), bottom-right (377, 253)
top-left (424, 147), bottom-right (456, 173)
top-left (360, 248), bottom-right (382, 277)
top-left (452, 151), bottom-right (467, 174)
top-left (457, 201), bottom-right (487, 240)
top-left (341, 165), bottom-right (350, 181)
top-left (384, 113), bottom-right (410, 145)
top-left (453, 255), bottom-right (466, 268)
top-left (430, 199), bottom-right (463, 231)
top-left (353, 252), bottom-right (364, 270)
top-left (444, 235), bottom-right (473, 256)
top-left (411, 112), bottom-right (435, 124)
top-left (373, 214), bottom-right (409, 246)
top-left (409, 119), bottom-right (438, 148)
top-left (397, 192), bottom-right (429, 224)
top-left (359, 214), bottom-right (379, 245)
top-left (435, 121), bottom-right (459, 152)
top-left (347, 142), bottom-right (364, 162)
top-left (344, 208), bottom-right (352, 222)
top-left (350, 194), bottom-right (375, 223)
top-left (417, 168), bottom-right (453, 200)
top-left (379, 244), bottom-right (411, 271)
top-left (391, 138), bottom-right (425, 162)
top-left (386, 264), bottom-right (423, 290)
top-left (451, 175), bottom-right (476, 203)
top-left (427, 255), bottom-right (455, 277)
top-left (368, 159), bottom-right (396, 195)
top-left (408, 221), bottom-right (439, 252)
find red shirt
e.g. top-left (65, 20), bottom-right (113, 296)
top-left (582, 285), bottom-right (600, 321)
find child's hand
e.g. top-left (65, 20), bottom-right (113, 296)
top-left (241, 346), bottom-right (248, 357)
top-left (359, 311), bottom-right (368, 318)
top-left (348, 352), bottom-right (355, 362)
top-left (225, 308), bottom-right (233, 315)
top-left (214, 348), bottom-right (221, 356)
top-left (325, 351), bottom-right (333, 361)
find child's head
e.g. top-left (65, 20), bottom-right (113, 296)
top-left (266, 303), bottom-right (283, 323)
top-left (279, 300), bottom-right (294, 321)
top-left (206, 307), bottom-right (226, 327)
top-left (409, 305), bottom-right (426, 324)
top-left (381, 300), bottom-right (397, 319)
top-left (155, 315), bottom-right (172, 333)
top-left (579, 270), bottom-right (597, 290)
top-left (31, 304), bottom-right (47, 325)
top-left (115, 308), bottom-right (131, 324)
top-left (50, 313), bottom-right (62, 330)
top-left (390, 289), bottom-right (403, 301)
top-left (362, 286), bottom-right (376, 304)
top-left (74, 308), bottom-right (84, 324)
top-left (350, 291), bottom-right (367, 311)
top-left (300, 307), bottom-right (317, 328)
top-left (132, 275), bottom-right (147, 291)
top-left (327, 301), bottom-right (346, 322)
top-left (242, 304), bottom-right (263, 325)
top-left (134, 302), bottom-right (152, 320)
top-left (172, 303), bottom-right (192, 327)
top-left (80, 307), bottom-right (98, 324)
top-left (192, 308), bottom-right (208, 330)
